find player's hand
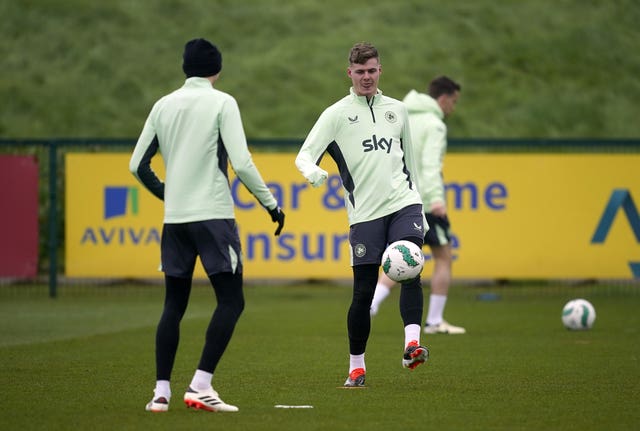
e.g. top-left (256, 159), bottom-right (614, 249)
top-left (268, 206), bottom-right (285, 236)
top-left (307, 168), bottom-right (328, 188)
top-left (430, 202), bottom-right (446, 217)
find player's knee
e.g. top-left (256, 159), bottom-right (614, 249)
top-left (352, 264), bottom-right (378, 306)
top-left (401, 276), bottom-right (422, 290)
top-left (232, 295), bottom-right (245, 317)
top-left (401, 236), bottom-right (423, 248)
top-left (221, 289), bottom-right (245, 318)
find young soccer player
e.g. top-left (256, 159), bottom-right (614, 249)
top-left (370, 76), bottom-right (465, 335)
top-left (130, 38), bottom-right (284, 412)
top-left (295, 42), bottom-right (429, 387)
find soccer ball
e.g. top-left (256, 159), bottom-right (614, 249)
top-left (381, 240), bottom-right (424, 282)
top-left (561, 299), bottom-right (596, 330)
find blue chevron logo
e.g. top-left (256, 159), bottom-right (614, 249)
top-left (591, 189), bottom-right (640, 277)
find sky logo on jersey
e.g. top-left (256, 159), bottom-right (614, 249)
top-left (362, 135), bottom-right (392, 153)
top-left (591, 189), bottom-right (640, 277)
top-left (104, 186), bottom-right (139, 219)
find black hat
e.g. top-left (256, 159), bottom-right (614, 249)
top-left (182, 38), bottom-right (222, 77)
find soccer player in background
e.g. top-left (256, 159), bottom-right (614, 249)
top-left (130, 38), bottom-right (285, 412)
top-left (295, 42), bottom-right (429, 388)
top-left (370, 76), bottom-right (465, 335)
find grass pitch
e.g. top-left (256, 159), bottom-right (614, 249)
top-left (0, 282), bottom-right (638, 430)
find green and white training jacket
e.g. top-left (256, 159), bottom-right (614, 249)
top-left (129, 77), bottom-right (277, 223)
top-left (295, 87), bottom-right (423, 226)
top-left (403, 89), bottom-right (447, 209)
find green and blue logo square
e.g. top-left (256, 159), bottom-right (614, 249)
top-left (104, 186), bottom-right (138, 219)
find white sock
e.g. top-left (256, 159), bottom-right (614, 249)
top-left (154, 380), bottom-right (171, 401)
top-left (190, 369), bottom-right (213, 391)
top-left (349, 353), bottom-right (366, 373)
top-left (426, 294), bottom-right (447, 326)
top-left (404, 324), bottom-right (421, 347)
top-left (370, 283), bottom-right (391, 315)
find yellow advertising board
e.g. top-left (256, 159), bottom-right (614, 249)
top-left (65, 153), bottom-right (640, 280)
top-left (444, 154), bottom-right (639, 278)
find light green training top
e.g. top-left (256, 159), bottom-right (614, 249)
top-left (403, 90), bottom-right (447, 208)
top-left (129, 77), bottom-right (277, 223)
top-left (296, 88), bottom-right (423, 226)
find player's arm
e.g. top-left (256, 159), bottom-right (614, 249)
top-left (220, 96), bottom-right (277, 211)
top-left (401, 107), bottom-right (429, 232)
top-left (399, 105), bottom-right (420, 193)
top-left (420, 122), bottom-right (447, 213)
top-left (294, 109), bottom-right (333, 187)
top-left (129, 112), bottom-right (165, 200)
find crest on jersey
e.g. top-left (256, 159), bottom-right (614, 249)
top-left (385, 111), bottom-right (397, 123)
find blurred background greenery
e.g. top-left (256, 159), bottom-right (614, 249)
top-left (2, 0), bottom-right (639, 140)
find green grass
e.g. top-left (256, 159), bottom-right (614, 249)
top-left (1, 283), bottom-right (638, 430)
top-left (1, 0), bottom-right (640, 139)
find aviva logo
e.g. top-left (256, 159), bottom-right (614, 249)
top-left (80, 185), bottom-right (159, 246)
top-left (105, 186), bottom-right (138, 219)
top-left (591, 189), bottom-right (640, 278)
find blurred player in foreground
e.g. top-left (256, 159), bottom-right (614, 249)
top-left (370, 76), bottom-right (465, 335)
top-left (295, 42), bottom-right (429, 388)
top-left (130, 38), bottom-right (284, 413)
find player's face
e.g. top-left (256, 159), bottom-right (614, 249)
top-left (440, 91), bottom-right (460, 116)
top-left (348, 58), bottom-right (381, 98)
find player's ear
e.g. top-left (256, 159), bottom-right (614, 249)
top-left (347, 67), bottom-right (352, 78)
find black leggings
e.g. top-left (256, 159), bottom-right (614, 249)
top-left (347, 237), bottom-right (424, 355)
top-left (155, 272), bottom-right (245, 380)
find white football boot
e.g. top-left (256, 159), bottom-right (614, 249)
top-left (145, 396), bottom-right (169, 412)
top-left (423, 320), bottom-right (466, 334)
top-left (184, 387), bottom-right (239, 412)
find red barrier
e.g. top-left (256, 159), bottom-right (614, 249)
top-left (0, 155), bottom-right (39, 278)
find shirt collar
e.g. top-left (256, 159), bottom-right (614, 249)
top-left (183, 77), bottom-right (213, 88)
top-left (349, 87), bottom-right (383, 105)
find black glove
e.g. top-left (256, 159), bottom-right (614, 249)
top-left (268, 206), bottom-right (285, 236)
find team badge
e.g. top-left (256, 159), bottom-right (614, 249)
top-left (354, 243), bottom-right (367, 258)
top-left (385, 111), bottom-right (397, 123)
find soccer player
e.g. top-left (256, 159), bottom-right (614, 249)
top-left (370, 76), bottom-right (465, 335)
top-left (295, 42), bottom-right (429, 388)
top-left (130, 38), bottom-right (285, 412)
